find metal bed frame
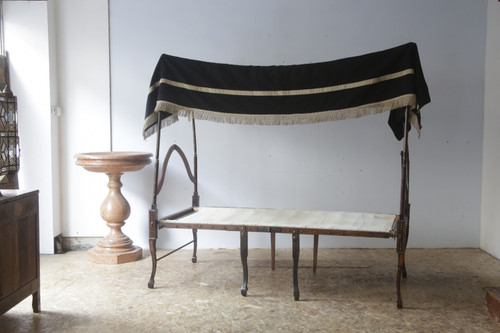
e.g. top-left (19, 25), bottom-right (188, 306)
top-left (148, 108), bottom-right (411, 308)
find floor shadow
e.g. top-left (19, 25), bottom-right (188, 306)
top-left (0, 310), bottom-right (94, 333)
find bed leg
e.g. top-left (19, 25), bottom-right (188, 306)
top-left (148, 238), bottom-right (157, 289)
top-left (402, 234), bottom-right (408, 279)
top-left (148, 208), bottom-right (158, 289)
top-left (271, 231), bottom-right (276, 270)
top-left (396, 217), bottom-right (407, 308)
top-left (397, 253), bottom-right (404, 309)
top-left (240, 227), bottom-right (249, 296)
top-left (292, 230), bottom-right (300, 301)
top-left (192, 228), bottom-right (198, 263)
top-left (313, 234), bottom-right (319, 274)
top-left (402, 204), bottom-right (410, 279)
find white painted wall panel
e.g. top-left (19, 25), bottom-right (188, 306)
top-left (481, 0), bottom-right (500, 259)
top-left (4, 1), bottom-right (58, 254)
top-left (5, 0), bottom-right (492, 254)
top-left (55, 0), bottom-right (111, 239)
top-left (109, 0), bottom-right (487, 250)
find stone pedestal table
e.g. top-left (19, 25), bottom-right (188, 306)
top-left (75, 152), bottom-right (152, 264)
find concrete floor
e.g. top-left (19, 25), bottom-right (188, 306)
top-left (1, 248), bottom-right (500, 332)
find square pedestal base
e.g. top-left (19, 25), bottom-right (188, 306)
top-left (87, 246), bottom-right (142, 264)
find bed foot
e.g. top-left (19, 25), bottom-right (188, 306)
top-left (240, 227), bottom-right (249, 297)
top-left (396, 267), bottom-right (403, 308)
top-left (293, 287), bottom-right (300, 301)
top-left (192, 228), bottom-right (198, 263)
top-left (148, 238), bottom-right (157, 289)
top-left (241, 285), bottom-right (248, 297)
top-left (292, 230), bottom-right (300, 301)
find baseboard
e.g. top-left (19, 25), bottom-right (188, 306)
top-left (62, 237), bottom-right (101, 251)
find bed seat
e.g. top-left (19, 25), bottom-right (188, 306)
top-left (161, 206), bottom-right (398, 238)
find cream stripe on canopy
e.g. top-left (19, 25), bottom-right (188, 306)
top-left (148, 69), bottom-right (415, 97)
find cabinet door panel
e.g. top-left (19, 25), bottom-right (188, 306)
top-left (17, 216), bottom-right (38, 287)
top-left (0, 220), bottom-right (19, 298)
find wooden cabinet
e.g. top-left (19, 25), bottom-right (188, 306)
top-left (0, 191), bottom-right (40, 315)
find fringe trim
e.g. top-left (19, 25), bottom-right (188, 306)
top-left (143, 111), bottom-right (179, 139)
top-left (143, 94), bottom-right (418, 139)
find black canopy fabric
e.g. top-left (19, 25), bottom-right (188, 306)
top-left (143, 43), bottom-right (430, 140)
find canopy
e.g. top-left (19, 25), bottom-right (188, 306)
top-left (143, 42), bottom-right (430, 140)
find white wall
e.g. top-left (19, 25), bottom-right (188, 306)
top-left (5, 0), bottom-right (111, 254)
top-left (4, 1), bottom-right (60, 254)
top-left (55, 0), bottom-right (111, 241)
top-left (6, 1), bottom-right (489, 253)
top-left (481, 0), bottom-right (500, 258)
top-left (107, 0), bottom-right (487, 250)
